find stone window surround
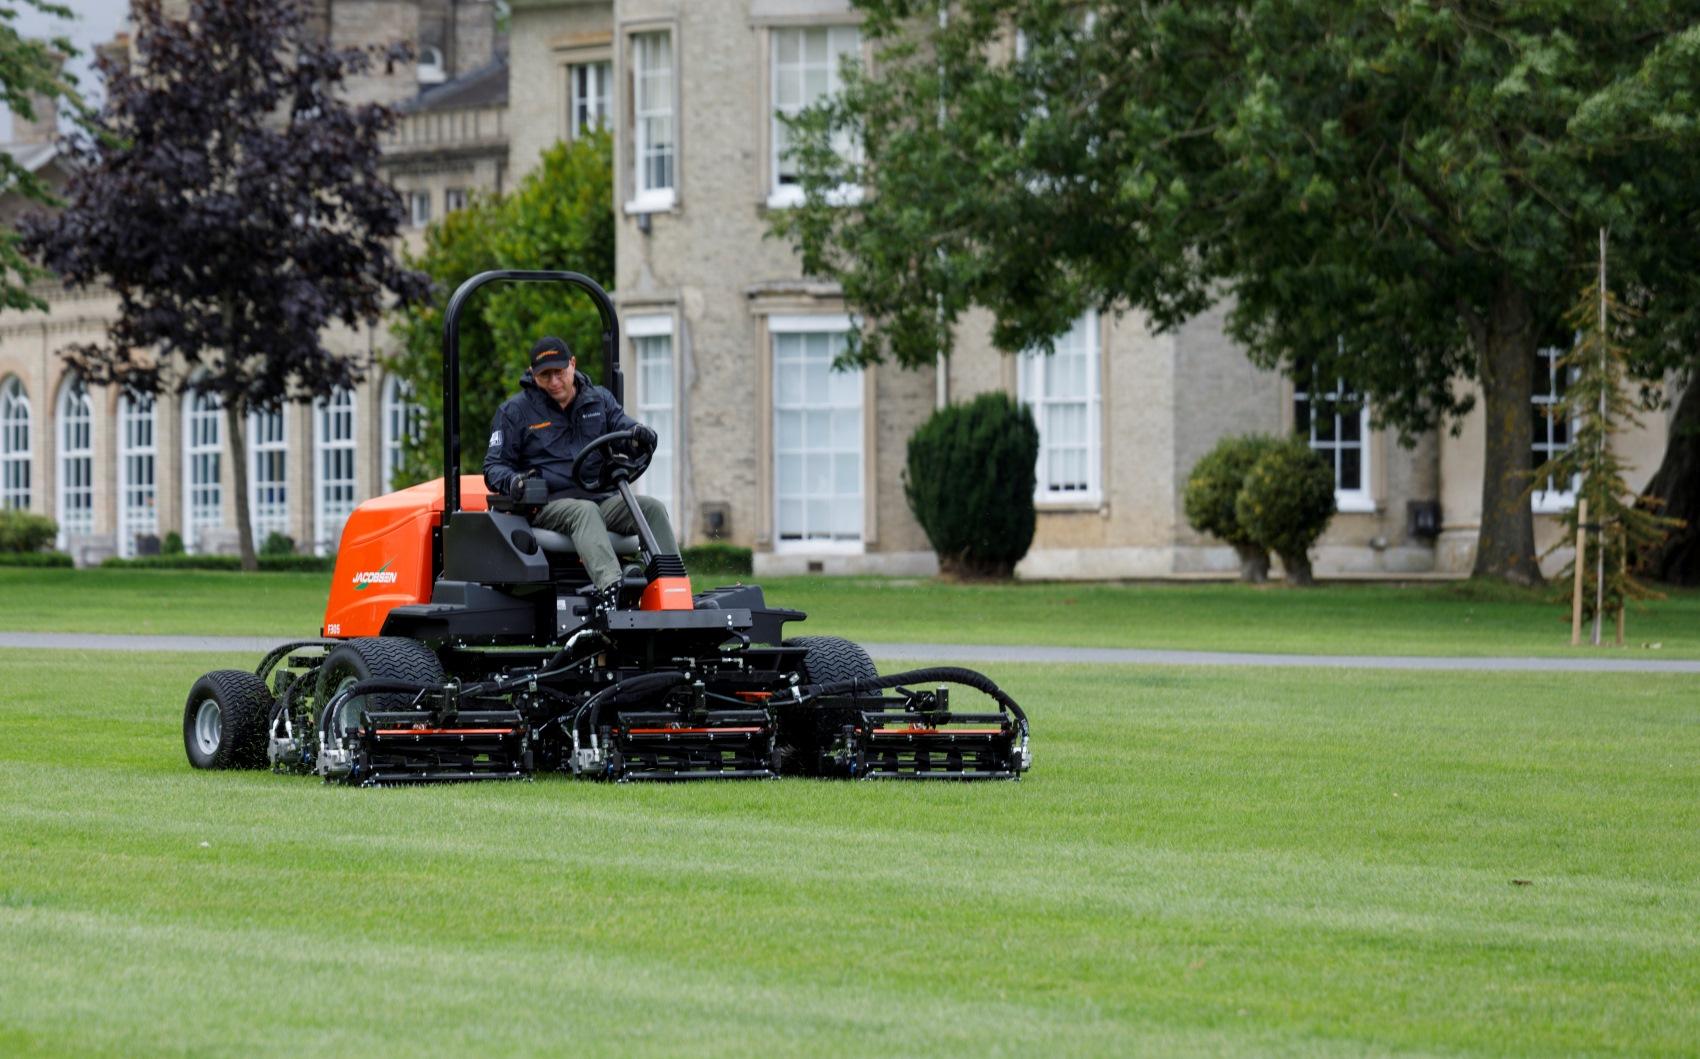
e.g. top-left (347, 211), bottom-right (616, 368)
top-left (551, 32), bottom-right (613, 144)
top-left (619, 20), bottom-right (681, 215)
top-left (1281, 375), bottom-right (1384, 516)
top-left (759, 20), bottom-right (867, 210)
top-left (749, 298), bottom-right (879, 554)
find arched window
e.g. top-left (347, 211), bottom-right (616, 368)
top-left (1, 376), bottom-right (31, 509)
top-left (248, 406), bottom-right (289, 549)
top-left (381, 375), bottom-right (423, 492)
top-left (183, 389), bottom-right (223, 552)
top-left (117, 392), bottom-right (159, 557)
top-left (56, 374), bottom-right (94, 548)
top-left (314, 388), bottom-right (357, 555)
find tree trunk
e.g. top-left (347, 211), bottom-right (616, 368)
top-left (226, 400), bottom-right (258, 572)
top-left (1637, 370), bottom-right (1700, 585)
top-left (1279, 549), bottom-right (1314, 586)
top-left (1234, 543), bottom-right (1270, 583)
top-left (1470, 284), bottom-right (1544, 585)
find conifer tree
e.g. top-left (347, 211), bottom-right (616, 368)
top-left (1533, 263), bottom-right (1681, 632)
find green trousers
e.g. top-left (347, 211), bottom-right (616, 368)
top-left (534, 493), bottom-right (678, 590)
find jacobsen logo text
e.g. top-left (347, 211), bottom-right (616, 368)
top-left (352, 560), bottom-right (396, 590)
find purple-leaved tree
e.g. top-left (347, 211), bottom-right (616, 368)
top-left (22, 0), bottom-right (426, 568)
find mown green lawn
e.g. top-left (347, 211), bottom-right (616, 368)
top-left (3, 567), bottom-right (1698, 657)
top-left (2, 648), bottom-right (1696, 1055)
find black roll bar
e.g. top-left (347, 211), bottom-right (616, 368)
top-left (440, 270), bottom-right (621, 515)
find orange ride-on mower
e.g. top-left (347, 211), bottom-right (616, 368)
top-left (181, 271), bottom-right (1031, 785)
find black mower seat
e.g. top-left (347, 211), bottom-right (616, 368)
top-left (530, 527), bottom-right (640, 556)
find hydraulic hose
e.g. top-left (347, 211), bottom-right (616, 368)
top-left (255, 639), bottom-right (338, 683)
top-left (583, 671), bottom-right (692, 738)
top-left (796, 666), bottom-right (1028, 727)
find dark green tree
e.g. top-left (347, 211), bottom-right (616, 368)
top-left (774, 1), bottom-right (1700, 586)
top-left (0, 1), bottom-right (81, 312)
top-left (22, 0), bottom-right (425, 569)
top-left (388, 131), bottom-right (614, 487)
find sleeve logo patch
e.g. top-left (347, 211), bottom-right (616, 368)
top-left (489, 430), bottom-right (502, 447)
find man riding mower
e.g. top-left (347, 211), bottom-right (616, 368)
top-left (181, 270), bottom-right (1031, 785)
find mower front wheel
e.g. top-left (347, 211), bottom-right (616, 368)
top-left (315, 637), bottom-right (446, 746)
top-left (184, 670), bottom-right (274, 770)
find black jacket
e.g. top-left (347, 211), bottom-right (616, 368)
top-left (483, 369), bottom-right (639, 501)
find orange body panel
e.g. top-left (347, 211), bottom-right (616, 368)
top-left (640, 575), bottom-right (695, 611)
top-left (322, 476), bottom-right (490, 639)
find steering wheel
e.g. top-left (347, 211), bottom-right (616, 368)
top-left (571, 428), bottom-right (654, 494)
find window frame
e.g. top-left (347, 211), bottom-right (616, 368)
top-left (313, 387), bottom-right (358, 556)
top-left (247, 405), bottom-right (290, 549)
top-left (1, 375), bottom-right (31, 510)
top-left (1531, 344), bottom-right (1579, 514)
top-left (55, 374), bottom-right (94, 549)
top-left (568, 59), bottom-right (612, 139)
top-left (625, 26), bottom-right (678, 214)
top-left (409, 189), bottom-right (432, 228)
top-left (766, 23), bottom-right (863, 210)
top-left (627, 314), bottom-right (679, 520)
top-left (381, 375), bottom-right (423, 494)
top-left (769, 313), bottom-right (865, 555)
top-left (182, 388), bottom-right (223, 553)
top-left (1293, 376), bottom-right (1376, 514)
top-left (1017, 310), bottom-right (1104, 508)
top-left (116, 392), bottom-right (159, 558)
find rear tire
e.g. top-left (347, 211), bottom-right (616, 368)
top-left (786, 635), bottom-right (878, 685)
top-left (779, 636), bottom-right (878, 776)
top-left (315, 637), bottom-right (445, 746)
top-left (184, 670), bottom-right (273, 770)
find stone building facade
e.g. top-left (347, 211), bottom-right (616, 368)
top-left (0, 0), bottom-right (508, 564)
top-left (504, 0), bottom-right (1674, 579)
top-left (3, 0), bottom-right (1674, 576)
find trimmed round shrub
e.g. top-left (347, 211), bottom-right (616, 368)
top-left (1235, 437), bottom-right (1337, 586)
top-left (0, 509), bottom-right (58, 553)
top-left (260, 531), bottom-right (296, 557)
top-left (1184, 434), bottom-right (1279, 581)
top-left (162, 530), bottom-right (185, 556)
top-left (904, 391), bottom-right (1039, 579)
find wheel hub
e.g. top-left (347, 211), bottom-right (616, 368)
top-left (194, 699), bottom-right (222, 755)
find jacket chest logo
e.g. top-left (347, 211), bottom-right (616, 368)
top-left (528, 421), bottom-right (553, 430)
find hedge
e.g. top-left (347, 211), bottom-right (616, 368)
top-left (100, 554), bottom-right (337, 573)
top-left (0, 551), bottom-right (73, 568)
top-left (681, 542), bottom-right (753, 576)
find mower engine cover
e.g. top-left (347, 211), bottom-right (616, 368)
top-left (322, 475), bottom-right (490, 639)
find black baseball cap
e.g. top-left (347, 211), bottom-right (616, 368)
top-left (530, 336), bottom-right (573, 372)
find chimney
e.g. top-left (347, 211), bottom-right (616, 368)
top-left (10, 47), bottom-right (64, 145)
